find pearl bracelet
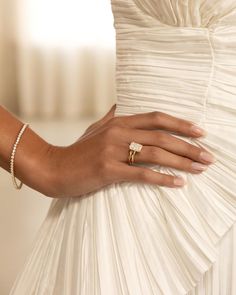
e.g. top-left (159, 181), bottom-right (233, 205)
top-left (10, 123), bottom-right (29, 190)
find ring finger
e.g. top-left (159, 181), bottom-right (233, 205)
top-left (122, 128), bottom-right (215, 165)
top-left (123, 145), bottom-right (209, 174)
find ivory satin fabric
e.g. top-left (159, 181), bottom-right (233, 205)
top-left (10, 1), bottom-right (236, 294)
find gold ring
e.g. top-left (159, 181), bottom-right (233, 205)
top-left (128, 142), bottom-right (143, 165)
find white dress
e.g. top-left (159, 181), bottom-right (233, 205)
top-left (10, 1), bottom-right (236, 294)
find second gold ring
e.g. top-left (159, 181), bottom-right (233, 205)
top-left (128, 142), bottom-right (143, 165)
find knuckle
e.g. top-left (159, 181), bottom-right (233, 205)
top-left (177, 158), bottom-right (192, 171)
top-left (174, 119), bottom-right (184, 131)
top-left (157, 174), bottom-right (167, 186)
top-left (100, 160), bottom-right (112, 178)
top-left (183, 143), bottom-right (196, 156)
top-left (176, 120), bottom-right (192, 133)
top-left (103, 125), bottom-right (121, 140)
top-left (108, 117), bottom-right (120, 126)
top-left (102, 144), bottom-right (115, 157)
top-left (159, 175), bottom-right (174, 187)
top-left (139, 169), bottom-right (151, 181)
top-left (156, 132), bottom-right (168, 145)
top-left (149, 147), bottom-right (161, 160)
top-left (150, 111), bottom-right (163, 123)
top-left (184, 159), bottom-right (193, 171)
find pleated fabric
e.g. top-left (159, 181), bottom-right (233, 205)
top-left (10, 1), bottom-right (236, 294)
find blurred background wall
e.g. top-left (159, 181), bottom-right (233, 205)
top-left (0, 0), bottom-right (116, 293)
top-left (0, 0), bottom-right (116, 118)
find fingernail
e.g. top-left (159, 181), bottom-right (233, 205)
top-left (174, 176), bottom-right (186, 186)
top-left (191, 162), bottom-right (208, 171)
top-left (190, 125), bottom-right (207, 136)
top-left (200, 151), bottom-right (216, 163)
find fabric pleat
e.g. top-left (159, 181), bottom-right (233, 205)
top-left (10, 0), bottom-right (236, 294)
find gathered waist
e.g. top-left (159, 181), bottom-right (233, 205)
top-left (114, 25), bottom-right (236, 124)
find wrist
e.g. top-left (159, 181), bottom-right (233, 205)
top-left (26, 142), bottom-right (58, 197)
top-left (11, 126), bottom-right (57, 197)
top-left (37, 144), bottom-right (66, 198)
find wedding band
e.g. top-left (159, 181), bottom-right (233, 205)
top-left (128, 142), bottom-right (143, 165)
top-left (128, 150), bottom-right (136, 165)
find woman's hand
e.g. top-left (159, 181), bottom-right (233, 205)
top-left (44, 104), bottom-right (216, 198)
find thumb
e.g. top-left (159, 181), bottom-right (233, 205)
top-left (79, 104), bottom-right (117, 140)
top-left (100, 103), bottom-right (117, 124)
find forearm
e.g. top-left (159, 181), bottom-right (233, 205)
top-left (0, 105), bottom-right (55, 195)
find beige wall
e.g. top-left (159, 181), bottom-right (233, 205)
top-left (0, 0), bottom-right (116, 119)
top-left (0, 0), bottom-right (19, 113)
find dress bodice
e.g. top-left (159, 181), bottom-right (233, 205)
top-left (109, 2), bottom-right (236, 294)
top-left (112, 0), bottom-right (236, 28)
top-left (111, 0), bottom-right (236, 123)
top-left (131, 0), bottom-right (236, 27)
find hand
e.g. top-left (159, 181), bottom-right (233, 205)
top-left (44, 104), bottom-right (216, 198)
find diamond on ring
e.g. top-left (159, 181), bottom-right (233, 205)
top-left (129, 142), bottom-right (143, 152)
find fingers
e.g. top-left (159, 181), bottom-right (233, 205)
top-left (114, 162), bottom-right (186, 188)
top-left (110, 111), bottom-right (207, 138)
top-left (121, 128), bottom-right (215, 164)
top-left (133, 146), bottom-right (209, 174)
top-left (116, 142), bottom-right (212, 175)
